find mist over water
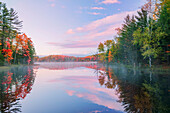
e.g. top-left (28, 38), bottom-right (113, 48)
top-left (0, 62), bottom-right (169, 113)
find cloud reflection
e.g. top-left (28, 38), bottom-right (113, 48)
top-left (39, 62), bottom-right (124, 112)
top-left (63, 76), bottom-right (123, 112)
top-left (66, 90), bottom-right (75, 96)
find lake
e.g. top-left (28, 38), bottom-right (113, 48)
top-left (0, 62), bottom-right (169, 113)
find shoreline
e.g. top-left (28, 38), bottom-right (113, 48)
top-left (0, 62), bottom-right (169, 73)
top-left (0, 65), bottom-right (19, 72)
top-left (0, 64), bottom-right (35, 72)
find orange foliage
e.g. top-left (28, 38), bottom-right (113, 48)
top-left (142, 0), bottom-right (160, 20)
top-left (38, 55), bottom-right (98, 62)
top-left (15, 33), bottom-right (34, 64)
top-left (2, 72), bottom-right (13, 93)
top-left (2, 39), bottom-right (13, 63)
top-left (108, 51), bottom-right (113, 63)
top-left (115, 27), bottom-right (122, 35)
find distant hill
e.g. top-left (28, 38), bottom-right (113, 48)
top-left (35, 55), bottom-right (98, 62)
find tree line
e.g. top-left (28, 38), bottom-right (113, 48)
top-left (97, 0), bottom-right (170, 67)
top-left (0, 2), bottom-right (35, 65)
top-left (36, 55), bottom-right (98, 62)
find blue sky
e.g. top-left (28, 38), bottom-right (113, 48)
top-left (2, 0), bottom-right (146, 56)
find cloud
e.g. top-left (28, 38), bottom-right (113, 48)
top-left (101, 0), bottom-right (121, 4)
top-left (50, 3), bottom-right (55, 7)
top-left (55, 75), bottom-right (124, 112)
top-left (66, 29), bottom-right (75, 34)
top-left (49, 10), bottom-right (137, 49)
top-left (42, 64), bottom-right (124, 111)
top-left (91, 7), bottom-right (105, 10)
top-left (48, 0), bottom-right (55, 2)
top-left (66, 90), bottom-right (75, 96)
top-left (47, 40), bottom-right (98, 48)
top-left (76, 27), bottom-right (83, 31)
top-left (48, 0), bottom-right (56, 7)
top-left (63, 41), bottom-right (97, 48)
top-left (61, 5), bottom-right (66, 8)
top-left (82, 24), bottom-right (120, 38)
top-left (88, 12), bottom-right (101, 15)
top-left (76, 93), bottom-right (84, 98)
top-left (75, 10), bottom-right (137, 32)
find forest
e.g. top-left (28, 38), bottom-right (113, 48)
top-left (36, 55), bottom-right (98, 62)
top-left (0, 2), bottom-right (35, 66)
top-left (97, 0), bottom-right (170, 67)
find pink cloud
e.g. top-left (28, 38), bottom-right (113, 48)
top-left (83, 24), bottom-right (120, 39)
top-left (53, 10), bottom-right (138, 49)
top-left (47, 10), bottom-right (138, 49)
top-left (76, 94), bottom-right (84, 98)
top-left (62, 41), bottom-right (97, 48)
top-left (47, 40), bottom-right (98, 48)
top-left (57, 75), bottom-right (124, 111)
top-left (89, 110), bottom-right (102, 113)
top-left (50, 3), bottom-right (55, 7)
top-left (76, 27), bottom-right (83, 31)
top-left (66, 29), bottom-right (74, 34)
top-left (91, 7), bottom-right (105, 10)
top-left (65, 11), bottom-right (137, 42)
top-left (38, 63), bottom-right (124, 111)
top-left (48, 0), bottom-right (55, 2)
top-left (74, 10), bottom-right (137, 33)
top-left (61, 5), bottom-right (66, 8)
top-left (47, 42), bottom-right (58, 45)
top-left (101, 0), bottom-right (121, 4)
top-left (88, 12), bottom-right (101, 15)
top-left (66, 90), bottom-right (75, 96)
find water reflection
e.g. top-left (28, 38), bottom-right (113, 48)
top-left (0, 66), bottom-right (36, 113)
top-left (38, 62), bottom-right (170, 113)
top-left (95, 65), bottom-right (170, 113)
top-left (0, 63), bottom-right (169, 113)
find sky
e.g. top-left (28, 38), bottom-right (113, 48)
top-left (2, 0), bottom-right (146, 57)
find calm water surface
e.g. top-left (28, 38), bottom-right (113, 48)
top-left (0, 62), bottom-right (169, 113)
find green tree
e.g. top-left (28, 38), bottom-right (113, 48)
top-left (8, 8), bottom-right (22, 39)
top-left (98, 42), bottom-right (104, 52)
top-left (157, 0), bottom-right (170, 64)
top-left (133, 27), bottom-right (165, 67)
top-left (104, 40), bottom-right (112, 50)
top-left (0, 3), bottom-right (9, 50)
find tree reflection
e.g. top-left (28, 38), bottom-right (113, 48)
top-left (37, 62), bottom-right (169, 113)
top-left (92, 65), bottom-right (170, 113)
top-left (0, 66), bottom-right (36, 113)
